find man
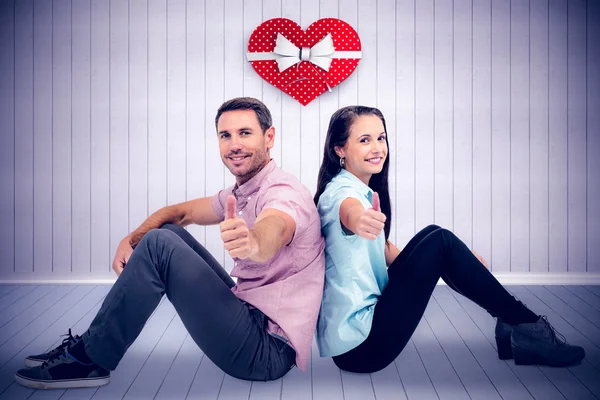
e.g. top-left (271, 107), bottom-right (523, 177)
top-left (15, 97), bottom-right (325, 389)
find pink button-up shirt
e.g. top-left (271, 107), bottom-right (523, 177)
top-left (211, 160), bottom-right (325, 371)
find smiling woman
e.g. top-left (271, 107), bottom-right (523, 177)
top-left (313, 105), bottom-right (585, 374)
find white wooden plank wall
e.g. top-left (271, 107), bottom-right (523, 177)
top-left (0, 0), bottom-right (598, 281)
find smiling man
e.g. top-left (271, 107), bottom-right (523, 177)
top-left (15, 97), bottom-right (326, 389)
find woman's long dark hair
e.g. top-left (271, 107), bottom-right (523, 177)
top-left (314, 106), bottom-right (392, 241)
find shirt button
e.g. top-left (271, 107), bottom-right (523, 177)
top-left (247, 196), bottom-right (251, 201)
top-left (238, 211), bottom-right (243, 215)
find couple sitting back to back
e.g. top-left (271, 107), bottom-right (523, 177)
top-left (15, 97), bottom-right (585, 390)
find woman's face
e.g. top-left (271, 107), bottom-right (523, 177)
top-left (335, 114), bottom-right (387, 184)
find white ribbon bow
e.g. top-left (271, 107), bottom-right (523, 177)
top-left (246, 32), bottom-right (362, 72)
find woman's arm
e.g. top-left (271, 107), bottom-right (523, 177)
top-left (471, 249), bottom-right (489, 269)
top-left (385, 241), bottom-right (401, 267)
top-left (339, 197), bottom-right (386, 240)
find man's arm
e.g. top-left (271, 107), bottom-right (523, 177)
top-left (220, 194), bottom-right (296, 264)
top-left (129, 197), bottom-right (221, 248)
top-left (249, 208), bottom-right (296, 262)
top-left (113, 196), bottom-right (220, 276)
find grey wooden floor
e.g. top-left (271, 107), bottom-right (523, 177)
top-left (0, 285), bottom-right (598, 400)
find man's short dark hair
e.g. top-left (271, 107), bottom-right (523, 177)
top-left (215, 97), bottom-right (273, 133)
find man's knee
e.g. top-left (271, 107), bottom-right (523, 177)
top-left (158, 223), bottom-right (197, 249)
top-left (139, 228), bottom-right (179, 250)
top-left (139, 228), bottom-right (161, 243)
top-left (160, 223), bottom-right (184, 234)
top-left (136, 229), bottom-right (183, 269)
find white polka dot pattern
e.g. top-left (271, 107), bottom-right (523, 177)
top-left (247, 18), bottom-right (362, 106)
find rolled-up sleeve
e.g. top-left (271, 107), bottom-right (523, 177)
top-left (258, 182), bottom-right (310, 243)
top-left (211, 187), bottom-right (234, 221)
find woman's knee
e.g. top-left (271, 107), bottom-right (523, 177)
top-left (429, 227), bottom-right (454, 240)
top-left (416, 227), bottom-right (454, 263)
top-left (419, 224), bottom-right (443, 237)
top-left (425, 224), bottom-right (442, 231)
top-left (428, 228), bottom-right (461, 255)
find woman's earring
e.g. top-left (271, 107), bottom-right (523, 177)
top-left (339, 157), bottom-right (345, 167)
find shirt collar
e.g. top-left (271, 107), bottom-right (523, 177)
top-left (336, 169), bottom-right (373, 202)
top-left (232, 159), bottom-right (277, 199)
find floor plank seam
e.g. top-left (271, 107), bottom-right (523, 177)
top-left (422, 313), bottom-right (471, 398)
top-left (431, 293), bottom-right (507, 399)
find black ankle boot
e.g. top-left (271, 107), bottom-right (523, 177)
top-left (495, 318), bottom-right (514, 360)
top-left (511, 316), bottom-right (585, 367)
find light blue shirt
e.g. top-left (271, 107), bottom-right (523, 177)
top-left (316, 169), bottom-right (389, 357)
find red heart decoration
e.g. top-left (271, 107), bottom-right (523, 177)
top-left (247, 18), bottom-right (362, 106)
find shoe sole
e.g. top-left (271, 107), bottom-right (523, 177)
top-left (513, 346), bottom-right (584, 367)
top-left (14, 373), bottom-right (110, 389)
top-left (24, 358), bottom-right (44, 368)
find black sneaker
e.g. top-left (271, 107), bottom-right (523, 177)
top-left (512, 316), bottom-right (586, 367)
top-left (24, 329), bottom-right (80, 368)
top-left (15, 347), bottom-right (110, 389)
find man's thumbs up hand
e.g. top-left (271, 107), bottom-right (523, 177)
top-left (220, 195), bottom-right (256, 260)
top-left (225, 195), bottom-right (236, 220)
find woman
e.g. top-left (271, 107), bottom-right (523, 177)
top-left (314, 105), bottom-right (585, 373)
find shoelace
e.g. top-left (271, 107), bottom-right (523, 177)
top-left (541, 315), bottom-right (568, 346)
top-left (58, 329), bottom-right (77, 349)
top-left (41, 349), bottom-right (69, 368)
top-left (515, 300), bottom-right (569, 347)
top-left (41, 329), bottom-right (78, 368)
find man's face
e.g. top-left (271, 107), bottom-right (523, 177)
top-left (217, 110), bottom-right (275, 185)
